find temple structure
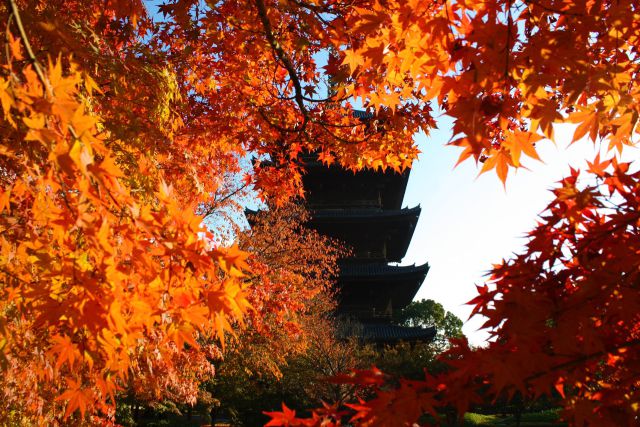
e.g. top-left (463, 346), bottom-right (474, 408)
top-left (302, 155), bottom-right (435, 344)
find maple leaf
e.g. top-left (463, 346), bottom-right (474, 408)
top-left (352, 7), bottom-right (386, 34)
top-left (586, 153), bottom-right (612, 177)
top-left (479, 149), bottom-right (512, 186)
top-left (302, 85), bottom-right (316, 97)
top-left (56, 380), bottom-right (92, 419)
top-left (555, 377), bottom-right (566, 399)
top-left (215, 244), bottom-right (251, 276)
top-left (503, 130), bottom-right (543, 167)
top-left (329, 366), bottom-right (386, 386)
top-left (342, 49), bottom-right (363, 75)
top-left (49, 334), bottom-right (79, 370)
top-left (570, 110), bottom-right (599, 144)
top-left (0, 188), bottom-right (10, 214)
top-left (264, 403), bottom-right (304, 427)
top-left (317, 150), bottom-right (335, 166)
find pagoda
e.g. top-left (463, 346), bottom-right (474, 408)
top-left (302, 155), bottom-right (435, 344)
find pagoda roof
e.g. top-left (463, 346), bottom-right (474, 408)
top-left (308, 207), bottom-right (420, 262)
top-left (311, 206), bottom-right (420, 220)
top-left (337, 262), bottom-right (428, 314)
top-left (301, 164), bottom-right (410, 210)
top-left (361, 323), bottom-right (436, 343)
top-left (340, 262), bottom-right (429, 279)
top-left (353, 109), bottom-right (374, 120)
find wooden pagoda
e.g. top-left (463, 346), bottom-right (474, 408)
top-left (302, 156), bottom-right (435, 344)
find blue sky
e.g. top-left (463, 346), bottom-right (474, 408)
top-left (401, 118), bottom-right (628, 345)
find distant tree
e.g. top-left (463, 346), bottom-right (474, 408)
top-left (394, 299), bottom-right (464, 351)
top-left (362, 341), bottom-right (441, 380)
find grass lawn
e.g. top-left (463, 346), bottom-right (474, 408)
top-left (464, 409), bottom-right (567, 426)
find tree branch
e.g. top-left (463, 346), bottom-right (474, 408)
top-left (254, 0), bottom-right (310, 131)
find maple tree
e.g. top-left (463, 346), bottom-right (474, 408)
top-left (209, 204), bottom-right (350, 425)
top-left (215, 204), bottom-right (344, 381)
top-left (215, 318), bottom-right (364, 426)
top-left (1, 0), bottom-right (639, 425)
top-left (237, 204), bottom-right (344, 371)
top-left (0, 32), bottom-right (250, 423)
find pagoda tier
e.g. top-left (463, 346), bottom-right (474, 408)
top-left (360, 323), bottom-right (436, 344)
top-left (297, 151), bottom-right (433, 343)
top-left (336, 262), bottom-right (429, 321)
top-left (308, 207), bottom-right (420, 263)
top-left (302, 162), bottom-right (410, 210)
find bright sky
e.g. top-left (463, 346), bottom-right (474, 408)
top-left (401, 118), bottom-right (624, 346)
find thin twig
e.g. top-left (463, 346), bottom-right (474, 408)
top-left (7, 0), bottom-right (51, 95)
top-left (4, 12), bottom-right (14, 74)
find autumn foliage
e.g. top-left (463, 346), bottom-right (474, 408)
top-left (0, 0), bottom-right (639, 425)
top-left (228, 204), bottom-right (344, 379)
